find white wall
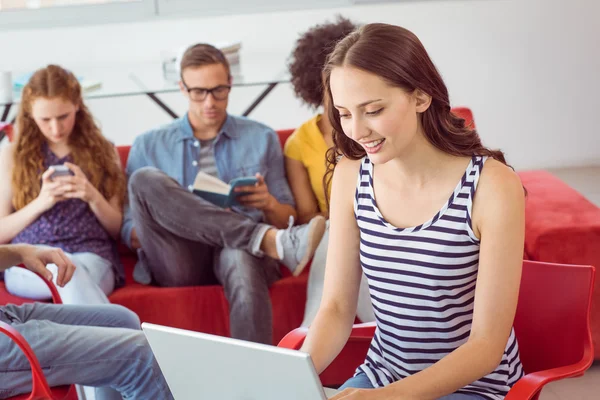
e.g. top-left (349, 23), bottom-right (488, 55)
top-left (1, 0), bottom-right (599, 170)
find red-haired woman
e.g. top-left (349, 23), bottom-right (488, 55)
top-left (0, 65), bottom-right (126, 305)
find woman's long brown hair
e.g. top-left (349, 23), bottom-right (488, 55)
top-left (323, 24), bottom-right (512, 206)
top-left (12, 65), bottom-right (126, 210)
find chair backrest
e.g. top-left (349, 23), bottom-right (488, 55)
top-left (514, 260), bottom-right (595, 374)
top-left (0, 267), bottom-right (68, 399)
top-left (0, 320), bottom-right (55, 399)
top-left (276, 129), bottom-right (294, 147)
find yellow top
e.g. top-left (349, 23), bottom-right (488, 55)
top-left (283, 115), bottom-right (331, 214)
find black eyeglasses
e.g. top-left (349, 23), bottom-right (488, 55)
top-left (181, 78), bottom-right (231, 101)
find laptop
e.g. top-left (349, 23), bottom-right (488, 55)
top-left (142, 323), bottom-right (340, 399)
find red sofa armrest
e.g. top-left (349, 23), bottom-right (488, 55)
top-left (0, 320), bottom-right (55, 399)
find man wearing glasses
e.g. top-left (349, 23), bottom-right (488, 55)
top-left (122, 44), bottom-right (326, 345)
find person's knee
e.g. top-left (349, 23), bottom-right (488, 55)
top-left (113, 329), bottom-right (154, 366)
top-left (107, 305), bottom-right (141, 330)
top-left (4, 266), bottom-right (52, 300)
top-left (129, 167), bottom-right (169, 199)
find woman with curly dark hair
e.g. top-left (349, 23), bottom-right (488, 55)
top-left (286, 16), bottom-right (375, 327)
top-left (0, 65), bottom-right (126, 306)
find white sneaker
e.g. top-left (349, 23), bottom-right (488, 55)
top-left (278, 216), bottom-right (327, 276)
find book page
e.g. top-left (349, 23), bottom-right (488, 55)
top-left (193, 172), bottom-right (230, 195)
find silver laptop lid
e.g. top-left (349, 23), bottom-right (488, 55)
top-left (142, 323), bottom-right (331, 400)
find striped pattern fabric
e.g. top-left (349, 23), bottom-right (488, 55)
top-left (354, 156), bottom-right (523, 400)
top-left (198, 138), bottom-right (219, 178)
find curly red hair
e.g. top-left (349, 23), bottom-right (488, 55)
top-left (11, 65), bottom-right (126, 210)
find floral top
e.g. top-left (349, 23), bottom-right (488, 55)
top-left (11, 145), bottom-right (124, 285)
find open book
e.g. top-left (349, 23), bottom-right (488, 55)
top-left (192, 171), bottom-right (258, 208)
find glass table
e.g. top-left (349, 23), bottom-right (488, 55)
top-left (0, 53), bottom-right (290, 141)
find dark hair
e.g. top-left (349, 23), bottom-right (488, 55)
top-left (288, 16), bottom-right (357, 108)
top-left (180, 43), bottom-right (230, 76)
top-left (323, 23), bottom-right (510, 204)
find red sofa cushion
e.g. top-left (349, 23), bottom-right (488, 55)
top-left (519, 170), bottom-right (600, 358)
top-left (108, 254), bottom-right (309, 344)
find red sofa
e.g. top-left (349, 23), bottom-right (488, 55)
top-left (1, 115), bottom-right (599, 354)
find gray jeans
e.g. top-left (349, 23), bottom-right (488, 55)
top-left (0, 303), bottom-right (173, 399)
top-left (129, 167), bottom-right (281, 345)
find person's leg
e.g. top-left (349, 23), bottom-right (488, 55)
top-left (6, 254), bottom-right (118, 399)
top-left (301, 227), bottom-right (328, 327)
top-left (338, 372), bottom-right (375, 390)
top-left (69, 252), bottom-right (115, 296)
top-left (301, 225), bottom-right (375, 327)
top-left (213, 248), bottom-right (281, 344)
top-left (129, 167), bottom-right (326, 282)
top-left (129, 167), bottom-right (273, 286)
top-left (0, 303), bottom-right (172, 400)
top-left (130, 167), bottom-right (271, 254)
top-left (45, 261), bottom-right (112, 305)
top-left (3, 265), bottom-right (54, 300)
top-left (4, 251), bottom-right (115, 305)
top-left (61, 254), bottom-right (119, 400)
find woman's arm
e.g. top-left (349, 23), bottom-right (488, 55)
top-left (0, 145), bottom-right (53, 244)
top-left (352, 160), bottom-right (525, 400)
top-left (285, 156), bottom-right (326, 224)
top-left (87, 191), bottom-right (123, 239)
top-left (88, 147), bottom-right (124, 238)
top-left (300, 157), bottom-right (364, 373)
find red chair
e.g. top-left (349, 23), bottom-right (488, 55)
top-left (278, 260), bottom-right (596, 399)
top-left (0, 265), bottom-right (78, 400)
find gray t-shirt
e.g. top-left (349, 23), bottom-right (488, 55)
top-left (198, 138), bottom-right (218, 178)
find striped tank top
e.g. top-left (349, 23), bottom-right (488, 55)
top-left (354, 156), bottom-right (523, 400)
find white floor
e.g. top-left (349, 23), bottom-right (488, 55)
top-left (540, 361), bottom-right (600, 400)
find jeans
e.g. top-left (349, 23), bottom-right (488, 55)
top-left (339, 373), bottom-right (486, 399)
top-left (129, 167), bottom-right (281, 344)
top-left (4, 251), bottom-right (115, 305)
top-left (301, 224), bottom-right (375, 327)
top-left (0, 303), bottom-right (173, 400)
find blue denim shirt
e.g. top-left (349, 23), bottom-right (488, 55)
top-left (120, 113), bottom-right (294, 248)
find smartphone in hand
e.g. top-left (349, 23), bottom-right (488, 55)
top-left (49, 165), bottom-right (74, 180)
